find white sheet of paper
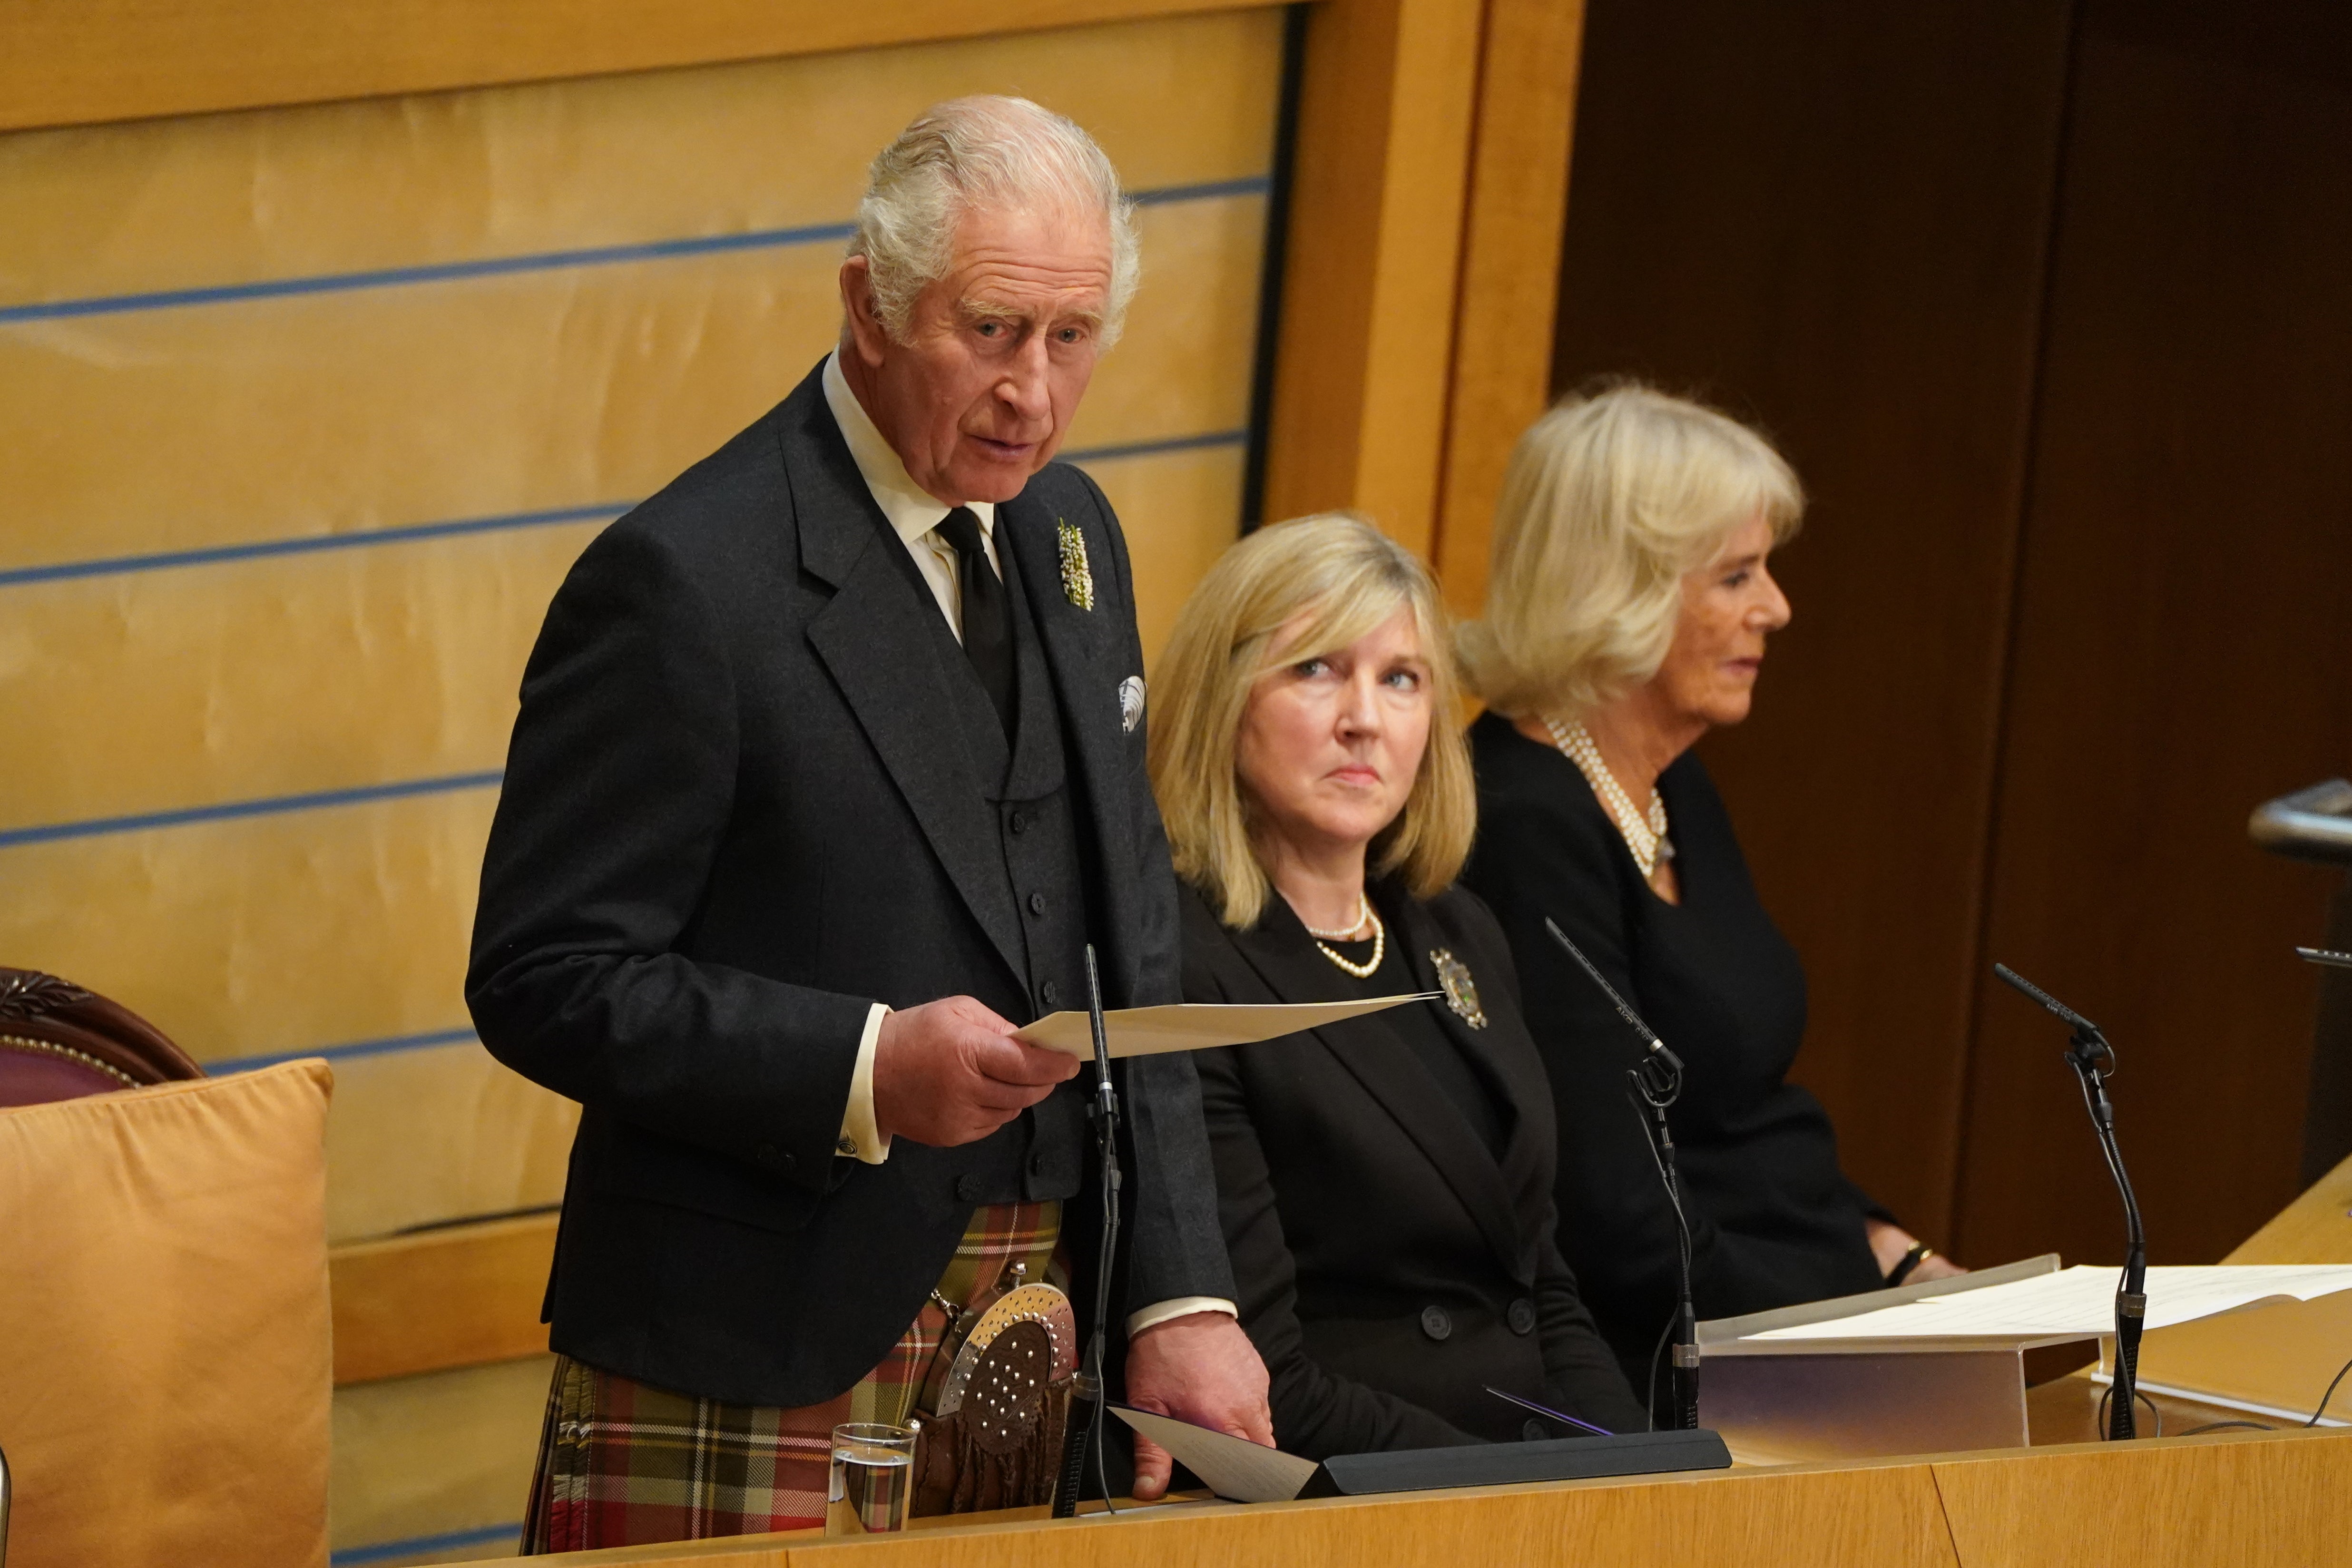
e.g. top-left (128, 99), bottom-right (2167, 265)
top-left (1013, 995), bottom-right (1436, 1059)
top-left (1108, 1406), bottom-right (1319, 1503)
top-left (1744, 1264), bottom-right (2352, 1342)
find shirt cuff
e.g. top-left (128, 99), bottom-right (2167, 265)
top-left (836, 1003), bottom-right (892, 1165)
top-left (1126, 1296), bottom-right (1238, 1337)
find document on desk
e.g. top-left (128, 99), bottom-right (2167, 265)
top-left (1108, 1407), bottom-right (1318, 1503)
top-left (1744, 1264), bottom-right (2352, 1342)
top-left (1014, 995), bottom-right (1436, 1059)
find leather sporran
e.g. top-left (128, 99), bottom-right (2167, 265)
top-left (908, 1261), bottom-right (1078, 1516)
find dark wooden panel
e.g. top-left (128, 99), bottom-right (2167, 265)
top-left (1955, 3), bottom-right (2352, 1267)
top-left (1549, 0), bottom-right (2074, 1241)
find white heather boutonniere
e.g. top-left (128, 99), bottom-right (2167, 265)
top-left (1057, 518), bottom-right (1095, 611)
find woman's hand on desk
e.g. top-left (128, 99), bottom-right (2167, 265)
top-left (1867, 1218), bottom-right (1967, 1284)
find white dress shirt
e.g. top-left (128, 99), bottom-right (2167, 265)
top-left (817, 351), bottom-right (1233, 1335)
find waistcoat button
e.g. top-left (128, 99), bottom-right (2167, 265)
top-left (1040, 980), bottom-right (1060, 1008)
top-left (1419, 1305), bottom-right (1452, 1341)
top-left (1509, 1298), bottom-right (1537, 1334)
top-left (1009, 811), bottom-right (1028, 834)
top-left (955, 1174), bottom-right (984, 1202)
top-left (1028, 892), bottom-right (1047, 916)
top-left (1522, 1418), bottom-right (1548, 1442)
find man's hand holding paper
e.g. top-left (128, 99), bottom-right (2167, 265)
top-left (872, 996), bottom-right (1081, 1147)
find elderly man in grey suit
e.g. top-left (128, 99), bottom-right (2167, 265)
top-left (468, 97), bottom-right (1271, 1548)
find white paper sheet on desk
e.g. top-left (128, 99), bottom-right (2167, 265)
top-left (1745, 1264), bottom-right (2352, 1341)
top-left (1108, 1406), bottom-right (1319, 1503)
top-left (1013, 995), bottom-right (1435, 1058)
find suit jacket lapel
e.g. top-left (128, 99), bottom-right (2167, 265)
top-left (784, 372), bottom-right (1027, 988)
top-left (1392, 900), bottom-right (1550, 1276)
top-left (998, 495), bottom-right (1145, 1003)
top-left (1228, 902), bottom-right (1531, 1283)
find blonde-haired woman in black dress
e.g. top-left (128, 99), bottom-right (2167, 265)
top-left (1151, 513), bottom-right (1645, 1456)
top-left (1460, 384), bottom-right (1962, 1396)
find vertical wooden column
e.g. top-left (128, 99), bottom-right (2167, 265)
top-left (1260, 0), bottom-right (1487, 556)
top-left (1431, 0), bottom-right (1588, 615)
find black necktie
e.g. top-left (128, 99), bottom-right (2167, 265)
top-left (935, 506), bottom-right (1015, 736)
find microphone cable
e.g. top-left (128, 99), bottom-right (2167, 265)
top-left (1545, 917), bottom-right (1701, 1431)
top-left (2176, 1350), bottom-right (2352, 1436)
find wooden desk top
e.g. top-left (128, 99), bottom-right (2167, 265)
top-left (2226, 1149), bottom-right (2352, 1265)
top-left (446, 1153), bottom-right (2352, 1567)
top-left (442, 1423), bottom-right (2351, 1568)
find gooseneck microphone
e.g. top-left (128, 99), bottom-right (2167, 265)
top-left (1993, 962), bottom-right (2148, 1440)
top-left (1545, 918), bottom-right (1699, 1432)
top-left (1052, 946), bottom-right (1124, 1517)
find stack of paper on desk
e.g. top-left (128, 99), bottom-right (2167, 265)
top-left (1013, 995), bottom-right (1434, 1058)
top-left (1741, 1264), bottom-right (2352, 1343)
top-left (2132, 1287), bottom-right (2352, 1424)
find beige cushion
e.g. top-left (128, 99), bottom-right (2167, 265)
top-left (0, 1060), bottom-right (333, 1568)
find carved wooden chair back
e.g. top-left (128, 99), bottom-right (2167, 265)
top-left (0, 969), bottom-right (203, 1107)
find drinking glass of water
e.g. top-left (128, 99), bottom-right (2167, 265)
top-left (827, 1421), bottom-right (917, 1535)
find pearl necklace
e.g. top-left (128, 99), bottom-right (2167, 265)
top-left (1305, 895), bottom-right (1386, 980)
top-left (1542, 716), bottom-right (1673, 880)
top-left (1301, 893), bottom-right (1373, 941)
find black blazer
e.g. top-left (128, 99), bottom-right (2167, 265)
top-left (1183, 881), bottom-right (1646, 1457)
top-left (466, 360), bottom-right (1231, 1407)
top-left (1463, 713), bottom-right (1887, 1383)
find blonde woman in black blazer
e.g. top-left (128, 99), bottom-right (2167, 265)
top-left (1148, 515), bottom-right (1645, 1458)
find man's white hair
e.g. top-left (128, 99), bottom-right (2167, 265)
top-left (851, 96), bottom-right (1141, 347)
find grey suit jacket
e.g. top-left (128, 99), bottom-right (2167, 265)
top-left (466, 359), bottom-right (1231, 1406)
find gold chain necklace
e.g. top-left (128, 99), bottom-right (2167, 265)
top-left (1541, 715), bottom-right (1672, 879)
top-left (1313, 903), bottom-right (1386, 980)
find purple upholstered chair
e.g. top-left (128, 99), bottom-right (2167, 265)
top-left (0, 968), bottom-right (202, 1107)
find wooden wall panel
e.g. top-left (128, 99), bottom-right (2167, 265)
top-left (1548, 0), bottom-right (2076, 1240)
top-left (1953, 1), bottom-right (2352, 1268)
top-left (0, 0), bottom-right (1267, 133)
top-left (1260, 0), bottom-right (1485, 555)
top-left (1430, 0), bottom-right (1588, 616)
top-left (331, 1214), bottom-right (557, 1385)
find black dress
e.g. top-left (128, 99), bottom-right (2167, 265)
top-left (1183, 878), bottom-right (1647, 1459)
top-left (1462, 712), bottom-right (1886, 1388)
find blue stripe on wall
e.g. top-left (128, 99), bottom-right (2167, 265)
top-left (0, 175), bottom-right (1270, 326)
top-left (207, 1028), bottom-right (483, 1076)
top-left (0, 771), bottom-right (503, 851)
top-left (0, 430), bottom-right (1246, 589)
top-left (1065, 428), bottom-right (1251, 465)
top-left (330, 1521), bottom-right (522, 1567)
top-left (0, 502), bottom-right (628, 589)
top-left (0, 221), bottom-right (853, 325)
top-left (1132, 176), bottom-right (1269, 206)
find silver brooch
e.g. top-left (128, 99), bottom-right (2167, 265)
top-left (1057, 518), bottom-right (1094, 611)
top-left (1431, 949), bottom-right (1487, 1028)
top-left (1118, 676), bottom-right (1146, 733)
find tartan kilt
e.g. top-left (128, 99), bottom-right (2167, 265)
top-left (521, 1199), bottom-right (1063, 1553)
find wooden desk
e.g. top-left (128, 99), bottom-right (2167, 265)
top-left (2225, 1149), bottom-right (2352, 1266)
top-left (2026, 1365), bottom-right (2287, 1445)
top-left (439, 1426), bottom-right (2350, 1568)
top-left (427, 1159), bottom-right (2352, 1567)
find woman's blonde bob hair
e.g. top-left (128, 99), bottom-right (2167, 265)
top-left (1459, 382), bottom-right (1804, 719)
top-left (1148, 513), bottom-right (1476, 930)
